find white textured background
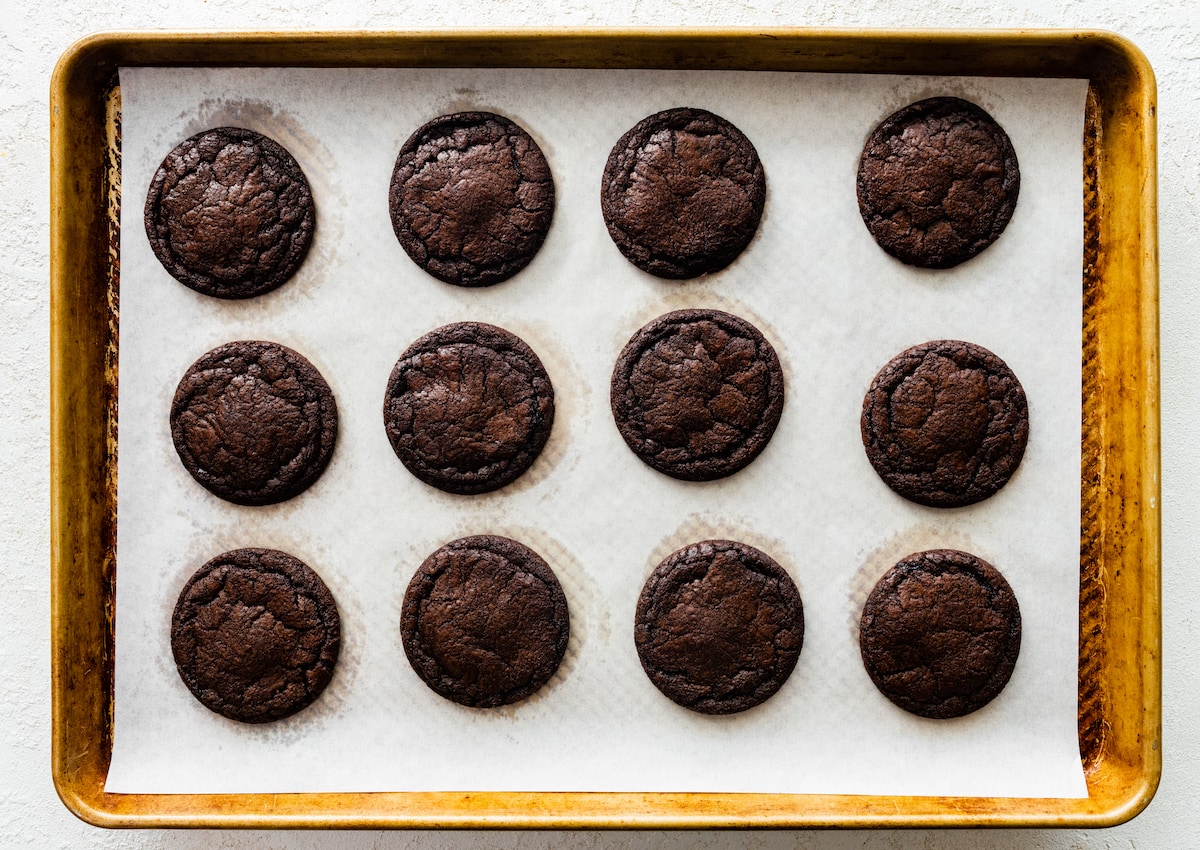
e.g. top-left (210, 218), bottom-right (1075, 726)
top-left (6, 1), bottom-right (1198, 848)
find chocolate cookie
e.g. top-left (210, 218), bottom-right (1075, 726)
top-left (635, 540), bottom-right (803, 715)
top-left (389, 112), bottom-right (555, 287)
top-left (401, 536), bottom-right (570, 708)
top-left (861, 339), bottom-right (1028, 507)
top-left (611, 309), bottom-right (784, 481)
top-left (859, 549), bottom-right (1021, 719)
top-left (383, 322), bottom-right (555, 494)
top-left (601, 108), bottom-right (766, 279)
top-left (171, 548), bottom-right (341, 723)
top-left (171, 340), bottom-right (338, 506)
top-left (144, 127), bottom-right (315, 298)
top-left (856, 97), bottom-right (1020, 268)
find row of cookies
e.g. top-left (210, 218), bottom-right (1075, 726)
top-left (171, 537), bottom-right (1019, 723)
top-left (144, 98), bottom-right (1020, 299)
top-left (169, 318), bottom-right (1028, 508)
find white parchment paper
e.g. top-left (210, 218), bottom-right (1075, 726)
top-left (109, 66), bottom-right (1088, 797)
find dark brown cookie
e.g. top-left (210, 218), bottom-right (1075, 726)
top-left (856, 97), bottom-right (1020, 268)
top-left (635, 540), bottom-right (803, 715)
top-left (383, 322), bottom-right (555, 494)
top-left (389, 112), bottom-right (555, 287)
top-left (859, 549), bottom-right (1021, 719)
top-left (861, 339), bottom-right (1028, 507)
top-left (401, 535), bottom-right (570, 708)
top-left (611, 309), bottom-right (784, 481)
top-left (144, 127), bottom-right (316, 298)
top-left (171, 340), bottom-right (338, 506)
top-left (601, 107), bottom-right (766, 279)
top-left (171, 548), bottom-right (341, 723)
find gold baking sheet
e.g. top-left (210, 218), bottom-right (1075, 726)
top-left (50, 28), bottom-right (1160, 828)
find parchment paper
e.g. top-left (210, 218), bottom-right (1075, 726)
top-left (109, 66), bottom-right (1088, 796)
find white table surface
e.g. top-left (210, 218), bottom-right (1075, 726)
top-left (8, 0), bottom-right (1198, 847)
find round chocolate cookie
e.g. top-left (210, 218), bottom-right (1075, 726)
top-left (144, 127), bottom-right (316, 298)
top-left (383, 322), bottom-right (555, 494)
top-left (171, 548), bottom-right (341, 723)
top-left (171, 340), bottom-right (338, 506)
top-left (601, 107), bottom-right (766, 279)
top-left (859, 549), bottom-right (1022, 719)
top-left (861, 339), bottom-right (1028, 508)
top-left (635, 540), bottom-right (804, 715)
top-left (401, 535), bottom-right (570, 708)
top-left (389, 111), bottom-right (555, 287)
top-left (611, 309), bottom-right (784, 481)
top-left (856, 97), bottom-right (1020, 268)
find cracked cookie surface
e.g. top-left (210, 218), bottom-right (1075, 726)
top-left (859, 549), bottom-right (1022, 719)
top-left (635, 540), bottom-right (804, 715)
top-left (145, 127), bottom-right (315, 298)
top-left (171, 340), bottom-right (338, 506)
top-left (384, 322), bottom-right (555, 495)
top-left (856, 97), bottom-right (1019, 269)
top-left (401, 535), bottom-right (570, 708)
top-left (601, 107), bottom-right (766, 279)
top-left (861, 339), bottom-right (1028, 507)
top-left (611, 309), bottom-right (784, 481)
top-left (389, 112), bottom-right (555, 287)
top-left (171, 548), bottom-right (341, 723)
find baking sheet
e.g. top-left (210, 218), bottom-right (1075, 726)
top-left (108, 66), bottom-right (1088, 797)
